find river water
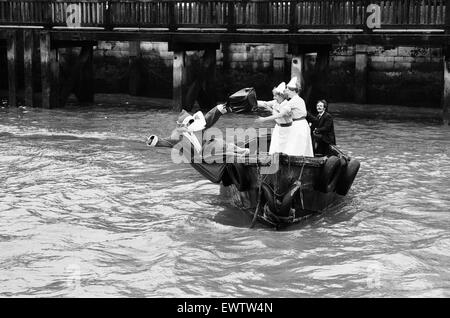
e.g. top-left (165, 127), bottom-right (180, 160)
top-left (0, 101), bottom-right (449, 298)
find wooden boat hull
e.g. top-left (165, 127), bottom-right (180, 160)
top-left (220, 182), bottom-right (340, 228)
top-left (217, 155), bottom-right (342, 227)
top-left (189, 144), bottom-right (359, 228)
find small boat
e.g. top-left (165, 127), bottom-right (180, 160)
top-left (148, 88), bottom-right (359, 228)
top-left (153, 133), bottom-right (360, 229)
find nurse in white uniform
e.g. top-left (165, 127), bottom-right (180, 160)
top-left (255, 82), bottom-right (292, 154)
top-left (283, 77), bottom-right (314, 157)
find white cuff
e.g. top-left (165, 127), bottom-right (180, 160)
top-left (147, 135), bottom-right (158, 147)
top-left (217, 104), bottom-right (227, 114)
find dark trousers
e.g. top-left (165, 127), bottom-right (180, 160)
top-left (315, 141), bottom-right (332, 156)
top-left (312, 133), bottom-right (332, 156)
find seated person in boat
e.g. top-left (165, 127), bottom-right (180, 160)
top-left (283, 77), bottom-right (314, 157)
top-left (307, 99), bottom-right (336, 156)
top-left (254, 82), bottom-right (292, 155)
top-left (146, 104), bottom-right (249, 161)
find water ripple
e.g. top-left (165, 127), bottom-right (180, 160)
top-left (0, 106), bottom-right (449, 297)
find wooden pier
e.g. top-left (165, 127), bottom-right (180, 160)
top-left (0, 0), bottom-right (449, 123)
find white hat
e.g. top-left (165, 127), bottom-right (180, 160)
top-left (273, 82), bottom-right (286, 94)
top-left (287, 77), bottom-right (298, 89)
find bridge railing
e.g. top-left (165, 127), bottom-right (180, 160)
top-left (373, 0), bottom-right (446, 27)
top-left (0, 0), bottom-right (51, 25)
top-left (0, 0), bottom-right (447, 30)
top-left (51, 0), bottom-right (106, 27)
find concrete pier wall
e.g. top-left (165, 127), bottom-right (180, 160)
top-left (329, 45), bottom-right (442, 107)
top-left (2, 41), bottom-right (443, 108)
top-left (81, 41), bottom-right (442, 107)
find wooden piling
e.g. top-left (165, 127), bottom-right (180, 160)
top-left (443, 46), bottom-right (450, 125)
top-left (314, 47), bottom-right (330, 102)
top-left (129, 41), bottom-right (141, 96)
top-left (273, 44), bottom-right (286, 73)
top-left (291, 54), bottom-right (305, 90)
top-left (50, 47), bottom-right (60, 107)
top-left (40, 32), bottom-right (51, 108)
top-left (61, 46), bottom-right (93, 107)
top-left (23, 30), bottom-right (34, 107)
top-left (40, 32), bottom-right (60, 108)
top-left (6, 30), bottom-right (18, 107)
top-left (75, 46), bottom-right (94, 103)
top-left (173, 51), bottom-right (186, 112)
top-left (222, 42), bottom-right (230, 71)
top-left (200, 47), bottom-right (217, 109)
top-left (354, 44), bottom-right (368, 104)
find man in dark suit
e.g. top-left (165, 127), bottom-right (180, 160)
top-left (307, 100), bottom-right (336, 156)
top-left (146, 104), bottom-right (249, 158)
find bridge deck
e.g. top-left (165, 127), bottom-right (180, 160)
top-left (0, 0), bottom-right (449, 45)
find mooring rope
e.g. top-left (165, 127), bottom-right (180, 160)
top-left (249, 165), bottom-right (263, 228)
top-left (293, 161), bottom-right (306, 210)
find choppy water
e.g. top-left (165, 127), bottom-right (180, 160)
top-left (0, 102), bottom-right (449, 297)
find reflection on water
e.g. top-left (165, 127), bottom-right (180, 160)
top-left (0, 104), bottom-right (449, 297)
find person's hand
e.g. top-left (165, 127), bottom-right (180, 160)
top-left (218, 103), bottom-right (232, 114)
top-left (237, 148), bottom-right (250, 157)
top-left (217, 103), bottom-right (226, 112)
top-left (255, 117), bottom-right (265, 124)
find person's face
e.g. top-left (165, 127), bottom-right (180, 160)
top-left (317, 102), bottom-right (325, 114)
top-left (274, 93), bottom-right (284, 103)
top-left (284, 88), bottom-right (294, 99)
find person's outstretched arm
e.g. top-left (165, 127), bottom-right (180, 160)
top-left (255, 104), bottom-right (291, 123)
top-left (203, 104), bottom-right (229, 129)
top-left (146, 135), bottom-right (179, 148)
top-left (256, 100), bottom-right (275, 112)
top-left (146, 128), bottom-right (185, 148)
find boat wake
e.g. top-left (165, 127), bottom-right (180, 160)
top-left (0, 125), bottom-right (147, 147)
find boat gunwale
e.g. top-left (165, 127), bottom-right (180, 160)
top-left (197, 153), bottom-right (327, 168)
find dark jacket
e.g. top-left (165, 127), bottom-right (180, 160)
top-left (148, 106), bottom-right (225, 148)
top-left (308, 111), bottom-right (336, 145)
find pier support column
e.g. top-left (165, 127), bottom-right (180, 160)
top-left (40, 33), bottom-right (50, 108)
top-left (75, 46), bottom-right (94, 103)
top-left (222, 42), bottom-right (231, 71)
top-left (312, 47), bottom-right (331, 107)
top-left (50, 47), bottom-right (60, 107)
top-left (60, 46), bottom-right (93, 108)
top-left (7, 30), bottom-right (18, 107)
top-left (355, 44), bottom-right (368, 104)
top-left (173, 51), bottom-right (186, 112)
top-left (23, 30), bottom-right (34, 107)
top-left (200, 47), bottom-right (217, 110)
top-left (182, 47), bottom-right (217, 111)
top-left (129, 41), bottom-right (141, 96)
top-left (443, 46), bottom-right (450, 125)
top-left (40, 32), bottom-right (59, 108)
top-left (291, 54), bottom-right (305, 90)
top-left (273, 44), bottom-right (286, 73)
